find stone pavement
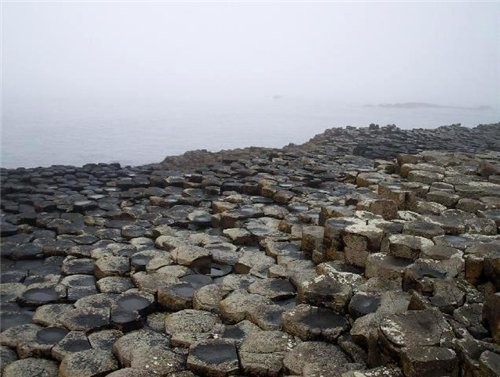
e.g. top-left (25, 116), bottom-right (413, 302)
top-left (1, 123), bottom-right (499, 376)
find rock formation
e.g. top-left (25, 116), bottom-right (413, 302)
top-left (1, 122), bottom-right (499, 376)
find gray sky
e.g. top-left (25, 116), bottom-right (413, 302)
top-left (2, 1), bottom-right (500, 107)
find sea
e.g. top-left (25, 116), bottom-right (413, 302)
top-left (2, 98), bottom-right (499, 169)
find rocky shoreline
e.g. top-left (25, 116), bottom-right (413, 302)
top-left (1, 122), bottom-right (499, 377)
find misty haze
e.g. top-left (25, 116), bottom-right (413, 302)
top-left (2, 2), bottom-right (499, 167)
top-left (2, 3), bottom-right (500, 375)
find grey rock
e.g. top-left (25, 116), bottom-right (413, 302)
top-left (171, 245), bottom-right (212, 273)
top-left (379, 309), bottom-right (453, 356)
top-left (51, 331), bottom-right (92, 361)
top-left (219, 289), bottom-right (272, 324)
top-left (33, 304), bottom-right (77, 326)
top-left (158, 282), bottom-right (196, 310)
top-left (282, 304), bottom-right (349, 342)
top-left (60, 307), bottom-right (110, 332)
top-left (301, 225), bottom-right (324, 254)
top-left (130, 347), bottom-right (185, 375)
top-left (381, 234), bottom-right (434, 260)
top-left (402, 221), bottom-right (445, 239)
top-left (59, 349), bottom-right (119, 377)
top-left (479, 350), bottom-right (500, 377)
top-left (0, 345), bottom-right (17, 374)
top-left (283, 341), bottom-right (350, 375)
top-left (297, 273), bottom-right (353, 313)
top-left (248, 278), bottom-right (296, 302)
top-left (247, 303), bottom-right (286, 330)
top-left (106, 368), bottom-right (158, 377)
top-left (365, 253), bottom-right (411, 279)
top-left (0, 323), bottom-right (41, 348)
top-left (222, 227), bottom-right (253, 245)
top-left (164, 309), bottom-right (222, 347)
top-left (112, 329), bottom-right (171, 367)
top-left (3, 357), bottom-right (58, 377)
top-left (187, 339), bottom-right (240, 377)
top-left (88, 329), bottom-right (123, 351)
top-left (193, 284), bottom-right (225, 313)
top-left (94, 255), bottom-right (130, 279)
top-left (234, 249), bottom-right (275, 275)
top-left (239, 330), bottom-right (297, 377)
top-left (400, 346), bottom-right (458, 377)
top-left (97, 276), bottom-right (134, 293)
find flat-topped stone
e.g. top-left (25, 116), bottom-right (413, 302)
top-left (188, 339), bottom-right (240, 376)
top-left (282, 304), bottom-right (349, 341)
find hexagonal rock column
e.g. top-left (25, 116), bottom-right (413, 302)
top-left (381, 234), bottom-right (434, 260)
top-left (282, 304), bottom-right (349, 342)
top-left (301, 226), bottom-right (324, 254)
top-left (112, 329), bottom-right (171, 367)
top-left (239, 330), bottom-right (297, 376)
top-left (359, 199), bottom-right (399, 220)
top-left (171, 245), bottom-right (212, 274)
top-left (365, 253), bottom-right (411, 280)
top-left (400, 346), bottom-right (459, 377)
top-left (343, 220), bottom-right (385, 268)
top-left (283, 341), bottom-right (351, 375)
top-left (164, 309), bottom-right (222, 348)
top-left (187, 339), bottom-right (240, 376)
top-left (483, 292), bottom-right (500, 344)
top-left (218, 290), bottom-right (272, 324)
top-left (59, 349), bottom-right (119, 377)
top-left (2, 358), bottom-right (58, 377)
top-left (378, 308), bottom-right (455, 373)
top-left (297, 273), bottom-right (352, 313)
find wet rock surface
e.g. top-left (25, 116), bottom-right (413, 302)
top-left (1, 122), bottom-right (500, 376)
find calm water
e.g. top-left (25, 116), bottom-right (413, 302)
top-left (2, 98), bottom-right (499, 168)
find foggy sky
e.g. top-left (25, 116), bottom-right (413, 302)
top-left (3, 2), bottom-right (500, 107)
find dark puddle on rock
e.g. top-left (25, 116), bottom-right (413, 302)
top-left (130, 255), bottom-right (150, 271)
top-left (0, 311), bottom-right (34, 331)
top-left (171, 283), bottom-right (196, 298)
top-left (301, 308), bottom-right (348, 329)
top-left (269, 279), bottom-right (295, 292)
top-left (36, 327), bottom-right (68, 344)
top-left (263, 309), bottom-right (284, 325)
top-left (14, 259), bottom-right (44, 274)
top-left (222, 326), bottom-right (245, 341)
top-left (111, 309), bottom-right (137, 323)
top-left (20, 287), bottom-right (60, 306)
top-left (117, 294), bottom-right (151, 313)
top-left (64, 338), bottom-right (92, 352)
top-left (181, 274), bottom-right (213, 289)
top-left (349, 294), bottom-right (381, 318)
top-left (111, 308), bottom-right (142, 331)
top-left (191, 342), bottom-right (237, 364)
